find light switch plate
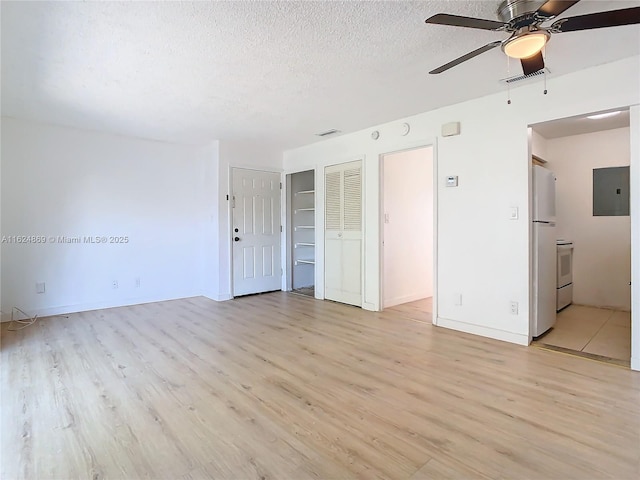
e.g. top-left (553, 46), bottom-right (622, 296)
top-left (454, 293), bottom-right (462, 306)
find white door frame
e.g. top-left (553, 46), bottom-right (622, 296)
top-left (378, 142), bottom-right (438, 324)
top-left (229, 165), bottom-right (283, 298)
top-left (283, 166), bottom-right (319, 294)
top-left (629, 105), bottom-right (638, 371)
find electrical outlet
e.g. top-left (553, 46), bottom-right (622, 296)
top-left (454, 293), bottom-right (462, 306)
top-left (510, 301), bottom-right (519, 315)
top-left (36, 282), bottom-right (46, 294)
top-left (135, 277), bottom-right (141, 288)
top-left (112, 280), bottom-right (118, 289)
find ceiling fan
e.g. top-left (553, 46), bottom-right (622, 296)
top-left (425, 0), bottom-right (640, 75)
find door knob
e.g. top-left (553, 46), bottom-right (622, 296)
top-left (234, 237), bottom-right (240, 242)
top-left (234, 228), bottom-right (239, 233)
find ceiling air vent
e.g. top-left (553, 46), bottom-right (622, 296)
top-left (500, 68), bottom-right (550, 85)
top-left (315, 129), bottom-right (341, 137)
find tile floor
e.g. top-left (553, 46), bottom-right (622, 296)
top-left (291, 286), bottom-right (315, 298)
top-left (535, 304), bottom-right (631, 364)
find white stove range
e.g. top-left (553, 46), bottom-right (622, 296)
top-left (556, 240), bottom-right (574, 311)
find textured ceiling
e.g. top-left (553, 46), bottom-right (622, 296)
top-left (2, 1), bottom-right (639, 149)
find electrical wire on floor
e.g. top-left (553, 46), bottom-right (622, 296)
top-left (7, 307), bottom-right (39, 331)
top-left (4, 307), bottom-right (70, 331)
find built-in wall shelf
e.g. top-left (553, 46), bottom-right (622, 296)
top-left (289, 170), bottom-right (316, 294)
top-left (296, 259), bottom-right (315, 265)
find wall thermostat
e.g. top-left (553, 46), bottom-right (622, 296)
top-left (446, 175), bottom-right (459, 187)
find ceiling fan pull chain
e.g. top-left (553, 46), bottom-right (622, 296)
top-left (507, 56), bottom-right (511, 105)
top-left (543, 46), bottom-right (548, 95)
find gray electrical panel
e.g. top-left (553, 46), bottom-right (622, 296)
top-left (593, 166), bottom-right (629, 216)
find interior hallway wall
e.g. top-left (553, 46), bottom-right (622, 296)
top-left (383, 147), bottom-right (433, 307)
top-left (546, 127), bottom-right (631, 310)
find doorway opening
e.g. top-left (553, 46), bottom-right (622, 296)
top-left (528, 109), bottom-right (633, 367)
top-left (380, 146), bottom-right (435, 320)
top-left (286, 169), bottom-right (316, 298)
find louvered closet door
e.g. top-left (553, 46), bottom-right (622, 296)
top-left (324, 160), bottom-right (362, 306)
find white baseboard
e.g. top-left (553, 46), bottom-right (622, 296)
top-left (362, 301), bottom-right (377, 311)
top-left (632, 355), bottom-right (639, 372)
top-left (384, 293), bottom-right (429, 308)
top-left (0, 292), bottom-right (201, 322)
top-left (436, 316), bottom-right (529, 346)
top-left (205, 293), bottom-right (232, 302)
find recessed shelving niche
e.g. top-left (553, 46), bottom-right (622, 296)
top-left (289, 170), bottom-right (315, 296)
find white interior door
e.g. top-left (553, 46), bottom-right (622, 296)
top-left (325, 161), bottom-right (362, 306)
top-left (232, 168), bottom-right (282, 296)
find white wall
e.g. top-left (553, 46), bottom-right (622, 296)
top-left (383, 147), bottom-right (433, 307)
top-left (546, 127), bottom-right (631, 310)
top-left (531, 129), bottom-right (549, 160)
top-left (0, 118), bottom-right (284, 317)
top-left (283, 56), bottom-right (640, 348)
top-left (0, 118), bottom-right (216, 319)
top-left (198, 141), bottom-right (221, 300)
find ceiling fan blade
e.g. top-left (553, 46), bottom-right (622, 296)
top-left (425, 13), bottom-right (505, 31)
top-left (537, 0), bottom-right (581, 18)
top-left (551, 6), bottom-right (640, 32)
top-left (429, 41), bottom-right (502, 74)
top-left (520, 51), bottom-right (545, 76)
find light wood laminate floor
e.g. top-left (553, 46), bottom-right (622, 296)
top-left (2, 293), bottom-right (639, 479)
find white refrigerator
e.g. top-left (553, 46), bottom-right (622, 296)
top-left (532, 165), bottom-right (557, 337)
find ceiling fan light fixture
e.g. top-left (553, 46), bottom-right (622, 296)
top-left (502, 30), bottom-right (549, 59)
